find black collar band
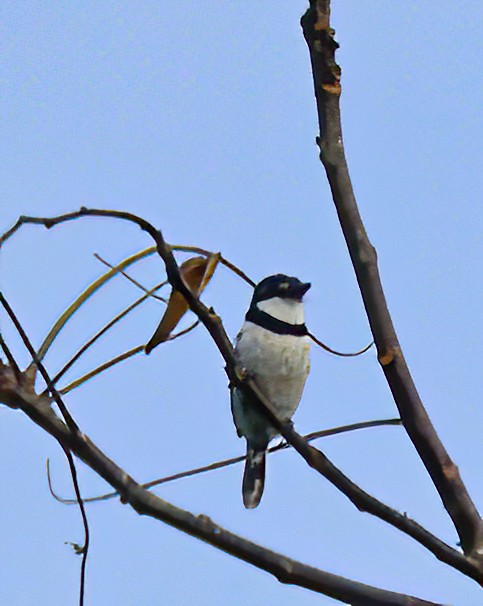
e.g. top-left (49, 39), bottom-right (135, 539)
top-left (245, 306), bottom-right (308, 337)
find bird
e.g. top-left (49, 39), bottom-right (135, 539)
top-left (230, 274), bottom-right (311, 508)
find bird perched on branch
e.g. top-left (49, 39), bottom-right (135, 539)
top-left (230, 274), bottom-right (311, 508)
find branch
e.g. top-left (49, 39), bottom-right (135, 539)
top-left (93, 253), bottom-right (167, 302)
top-left (57, 321), bottom-right (198, 395)
top-left (48, 418), bottom-right (403, 504)
top-left (0, 374), bottom-right (445, 606)
top-left (308, 329), bottom-right (373, 357)
top-left (300, 0), bottom-right (483, 562)
top-left (0, 294), bottom-right (89, 606)
top-left (30, 246), bottom-right (157, 372)
top-left (170, 244), bottom-right (256, 288)
top-left (114, 245), bottom-right (374, 357)
top-left (58, 344), bottom-right (145, 395)
top-left (2, 209), bottom-right (481, 584)
top-left (0, 332), bottom-right (22, 381)
top-left (49, 280), bottom-right (168, 388)
top-left (0, 292), bottom-right (80, 434)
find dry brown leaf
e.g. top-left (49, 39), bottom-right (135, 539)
top-left (145, 254), bottom-right (220, 353)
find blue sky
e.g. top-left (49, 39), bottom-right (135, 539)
top-left (1, 2), bottom-right (482, 605)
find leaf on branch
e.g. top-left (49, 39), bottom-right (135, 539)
top-left (145, 254), bottom-right (219, 353)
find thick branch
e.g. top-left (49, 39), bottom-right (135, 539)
top-left (301, 0), bottom-right (483, 562)
top-left (1, 210), bottom-right (481, 584)
top-left (0, 374), bottom-right (445, 606)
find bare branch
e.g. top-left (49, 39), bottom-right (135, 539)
top-left (59, 344), bottom-right (145, 395)
top-left (93, 253), bottom-right (167, 302)
top-left (30, 247), bottom-right (156, 372)
top-left (167, 320), bottom-right (200, 341)
top-left (171, 244), bottom-right (256, 287)
top-left (1, 378), bottom-right (445, 606)
top-left (0, 292), bottom-right (80, 434)
top-left (0, 332), bottom-right (22, 381)
top-left (57, 320), bottom-right (198, 395)
top-left (300, 0), bottom-right (483, 561)
top-left (0, 294), bottom-right (89, 606)
top-left (2, 209), bottom-right (481, 583)
top-left (308, 330), bottom-right (373, 357)
top-left (49, 418), bottom-right (402, 504)
top-left (61, 443), bottom-right (89, 606)
top-left (48, 281), bottom-right (167, 389)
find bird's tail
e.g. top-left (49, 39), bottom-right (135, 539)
top-left (242, 448), bottom-right (266, 509)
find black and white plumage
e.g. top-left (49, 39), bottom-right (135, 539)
top-left (230, 274), bottom-right (311, 508)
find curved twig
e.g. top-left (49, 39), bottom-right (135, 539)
top-left (166, 320), bottom-right (200, 341)
top-left (31, 247), bottom-right (156, 371)
top-left (308, 331), bottom-right (373, 357)
top-left (171, 245), bottom-right (256, 287)
top-left (47, 418), bottom-right (401, 504)
top-left (47, 281), bottom-right (168, 391)
top-left (0, 293), bottom-right (89, 606)
top-left (93, 253), bottom-right (167, 302)
top-left (59, 345), bottom-right (145, 395)
top-left (58, 321), bottom-right (199, 395)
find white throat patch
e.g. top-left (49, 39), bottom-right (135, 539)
top-left (256, 297), bottom-right (305, 325)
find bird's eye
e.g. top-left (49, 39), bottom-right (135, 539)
top-left (279, 282), bottom-right (289, 291)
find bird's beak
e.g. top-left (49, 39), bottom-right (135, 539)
top-left (293, 282), bottom-right (311, 300)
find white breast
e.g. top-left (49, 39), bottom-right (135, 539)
top-left (235, 321), bottom-right (310, 421)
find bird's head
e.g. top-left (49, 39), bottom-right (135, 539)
top-left (251, 274), bottom-right (311, 306)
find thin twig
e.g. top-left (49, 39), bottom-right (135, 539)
top-left (62, 447), bottom-right (90, 606)
top-left (93, 253), bottom-right (167, 302)
top-left (48, 418), bottom-right (402, 504)
top-left (59, 345), bottom-right (145, 395)
top-left (0, 294), bottom-right (89, 606)
top-left (166, 320), bottom-right (200, 341)
top-left (308, 331), bottom-right (373, 357)
top-left (0, 293), bottom-right (79, 433)
top-left (47, 281), bottom-right (167, 390)
top-left (57, 321), bottom-right (199, 395)
top-left (31, 247), bottom-right (156, 372)
top-left (0, 332), bottom-right (22, 382)
top-left (171, 245), bottom-right (256, 287)
top-left (1, 219), bottom-right (255, 288)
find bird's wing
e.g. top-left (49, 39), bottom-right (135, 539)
top-left (230, 386), bottom-right (245, 438)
